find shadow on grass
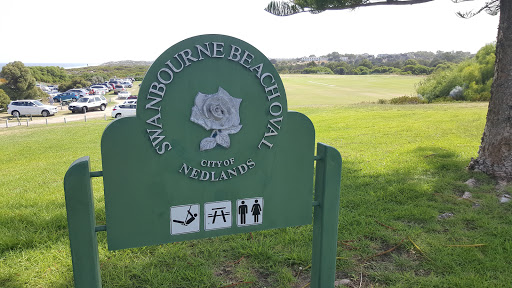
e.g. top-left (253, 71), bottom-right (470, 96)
top-left (336, 145), bottom-right (512, 286)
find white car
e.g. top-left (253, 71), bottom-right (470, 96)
top-left (7, 100), bottom-right (58, 117)
top-left (117, 91), bottom-right (131, 98)
top-left (89, 85), bottom-right (108, 95)
top-left (68, 96), bottom-right (107, 113)
top-left (111, 103), bottom-right (136, 118)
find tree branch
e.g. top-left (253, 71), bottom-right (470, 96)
top-left (455, 0), bottom-right (500, 18)
top-left (265, 0), bottom-right (434, 16)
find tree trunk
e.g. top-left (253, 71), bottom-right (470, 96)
top-left (468, 0), bottom-right (512, 181)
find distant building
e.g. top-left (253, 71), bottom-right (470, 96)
top-left (300, 57), bottom-right (327, 62)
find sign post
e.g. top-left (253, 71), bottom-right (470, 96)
top-left (64, 34), bottom-right (341, 288)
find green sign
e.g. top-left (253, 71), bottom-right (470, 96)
top-left (101, 34), bottom-right (315, 250)
top-left (64, 34), bottom-right (342, 288)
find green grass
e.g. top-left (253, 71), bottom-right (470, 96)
top-left (1, 75), bottom-right (510, 287)
top-left (283, 74), bottom-right (423, 107)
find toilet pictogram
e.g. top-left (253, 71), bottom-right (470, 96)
top-left (237, 198), bottom-right (263, 227)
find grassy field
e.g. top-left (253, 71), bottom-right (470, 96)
top-left (1, 75), bottom-right (511, 287)
top-left (282, 75), bottom-right (422, 107)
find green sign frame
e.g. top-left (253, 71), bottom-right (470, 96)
top-left (64, 34), bottom-right (342, 287)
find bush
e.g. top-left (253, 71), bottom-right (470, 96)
top-left (0, 89), bottom-right (10, 111)
top-left (352, 66), bottom-right (370, 75)
top-left (416, 43), bottom-right (495, 102)
top-left (389, 96), bottom-right (427, 104)
top-left (301, 67), bottom-right (333, 74)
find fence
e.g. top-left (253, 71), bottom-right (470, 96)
top-left (3, 113), bottom-right (110, 128)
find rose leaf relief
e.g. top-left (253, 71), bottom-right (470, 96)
top-left (190, 87), bottom-right (243, 151)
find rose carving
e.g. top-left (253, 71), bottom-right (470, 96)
top-left (190, 87), bottom-right (242, 151)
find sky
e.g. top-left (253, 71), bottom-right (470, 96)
top-left (0, 0), bottom-right (499, 64)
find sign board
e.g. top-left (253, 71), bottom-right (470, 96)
top-left (64, 34), bottom-right (341, 288)
top-left (100, 34), bottom-right (316, 250)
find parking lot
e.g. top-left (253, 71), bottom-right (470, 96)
top-left (1, 97), bottom-right (124, 128)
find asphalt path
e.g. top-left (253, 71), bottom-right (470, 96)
top-left (2, 98), bottom-right (124, 129)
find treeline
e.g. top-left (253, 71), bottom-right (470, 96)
top-left (273, 50), bottom-right (473, 76)
top-left (66, 64), bottom-right (149, 81)
top-left (26, 64), bottom-right (149, 92)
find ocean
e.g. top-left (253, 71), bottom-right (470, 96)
top-left (0, 63), bottom-right (98, 69)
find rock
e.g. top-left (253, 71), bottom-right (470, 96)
top-left (438, 212), bottom-right (454, 220)
top-left (465, 178), bottom-right (478, 188)
top-left (335, 279), bottom-right (352, 286)
top-left (499, 194), bottom-right (511, 203)
top-left (462, 192), bottom-right (472, 199)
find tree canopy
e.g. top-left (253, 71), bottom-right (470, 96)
top-left (0, 61), bottom-right (46, 100)
top-left (265, 0), bottom-right (499, 17)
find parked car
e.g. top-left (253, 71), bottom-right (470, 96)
top-left (68, 96), bottom-right (107, 113)
top-left (67, 89), bottom-right (88, 98)
top-left (117, 91), bottom-right (131, 98)
top-left (121, 81), bottom-right (133, 88)
top-left (53, 92), bottom-right (80, 102)
top-left (122, 99), bottom-right (137, 105)
top-left (47, 91), bottom-right (60, 98)
top-left (114, 84), bottom-right (127, 94)
top-left (89, 85), bottom-right (108, 95)
top-left (96, 83), bottom-right (112, 91)
top-left (7, 100), bottom-right (58, 117)
top-left (113, 99), bottom-right (137, 110)
top-left (127, 95), bottom-right (137, 99)
top-left (111, 104), bottom-right (136, 118)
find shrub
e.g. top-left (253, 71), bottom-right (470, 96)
top-left (415, 43), bottom-right (495, 102)
top-left (389, 96), bottom-right (427, 104)
top-left (301, 67), bottom-right (333, 74)
top-left (0, 89), bottom-right (10, 111)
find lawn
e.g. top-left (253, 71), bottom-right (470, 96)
top-left (1, 75), bottom-right (510, 287)
top-left (282, 74), bottom-right (422, 107)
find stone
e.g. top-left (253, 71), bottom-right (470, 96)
top-left (462, 192), bottom-right (472, 199)
top-left (334, 279), bottom-right (352, 286)
top-left (438, 212), bottom-right (454, 220)
top-left (464, 178), bottom-right (478, 188)
top-left (499, 194), bottom-right (511, 203)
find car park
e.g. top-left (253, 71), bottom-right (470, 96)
top-left (7, 100), bottom-right (58, 117)
top-left (53, 92), bottom-right (80, 102)
top-left (68, 96), bottom-right (107, 113)
top-left (111, 103), bottom-right (136, 118)
top-left (117, 91), bottom-right (131, 98)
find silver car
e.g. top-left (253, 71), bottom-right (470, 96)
top-left (111, 104), bottom-right (136, 118)
top-left (7, 100), bottom-right (58, 117)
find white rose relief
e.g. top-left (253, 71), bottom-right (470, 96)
top-left (190, 87), bottom-right (243, 151)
